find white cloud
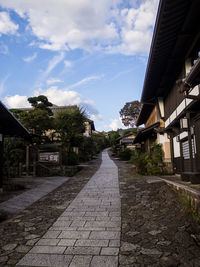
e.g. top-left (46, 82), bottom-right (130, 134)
top-left (90, 114), bottom-right (102, 121)
top-left (68, 75), bottom-right (103, 89)
top-left (4, 86), bottom-right (101, 123)
top-left (0, 11), bottom-right (18, 37)
top-left (23, 52), bottom-right (37, 62)
top-left (36, 52), bottom-right (65, 86)
top-left (0, 0), bottom-right (159, 55)
top-left (107, 0), bottom-right (159, 55)
top-left (44, 52), bottom-right (65, 77)
top-left (33, 86), bottom-right (82, 106)
top-left (109, 117), bottom-right (125, 131)
top-left (4, 94), bottom-right (30, 108)
top-left (46, 78), bottom-right (63, 85)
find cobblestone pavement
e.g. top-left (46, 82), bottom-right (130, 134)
top-left (0, 177), bottom-right (69, 214)
top-left (17, 150), bottom-right (121, 267)
top-left (0, 154), bottom-right (101, 266)
top-left (111, 155), bottom-right (200, 267)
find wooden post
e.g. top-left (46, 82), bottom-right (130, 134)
top-left (0, 134), bottom-right (4, 192)
top-left (168, 133), bottom-right (175, 173)
top-left (186, 112), bottom-right (194, 172)
top-left (26, 145), bottom-right (29, 176)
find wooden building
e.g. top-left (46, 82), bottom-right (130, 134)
top-left (134, 104), bottom-right (172, 173)
top-left (136, 0), bottom-right (200, 183)
top-left (118, 132), bottom-right (136, 150)
top-left (0, 101), bottom-right (31, 191)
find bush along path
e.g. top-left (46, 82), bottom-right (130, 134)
top-left (0, 154), bottom-right (102, 267)
top-left (111, 154), bottom-right (200, 266)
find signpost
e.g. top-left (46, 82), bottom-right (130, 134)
top-left (39, 152), bottom-right (60, 164)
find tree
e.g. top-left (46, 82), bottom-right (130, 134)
top-left (109, 131), bottom-right (120, 148)
top-left (55, 105), bottom-right (86, 151)
top-left (10, 95), bottom-right (54, 143)
top-left (122, 128), bottom-right (137, 137)
top-left (28, 95), bottom-right (53, 116)
top-left (119, 100), bottom-right (142, 127)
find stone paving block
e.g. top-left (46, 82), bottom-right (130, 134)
top-left (69, 255), bottom-right (92, 267)
top-left (58, 230), bottom-right (90, 239)
top-left (77, 227), bottom-right (106, 231)
top-left (106, 227), bottom-right (121, 231)
top-left (58, 239), bottom-right (76, 246)
top-left (59, 216), bottom-right (95, 221)
top-left (101, 247), bottom-right (119, 255)
top-left (65, 246), bottom-right (101, 255)
top-left (37, 239), bottom-right (60, 246)
top-left (90, 255), bottom-right (118, 267)
top-left (16, 253), bottom-right (73, 267)
top-left (49, 226), bottom-right (77, 231)
top-left (109, 212), bottom-right (121, 216)
top-left (57, 216), bottom-right (73, 221)
top-left (110, 216), bottom-right (121, 222)
top-left (89, 231), bottom-right (120, 240)
top-left (62, 211), bottom-right (86, 217)
top-left (70, 220), bottom-right (86, 227)
top-left (43, 230), bottom-right (61, 239)
top-left (53, 221), bottom-right (72, 227)
top-left (72, 207), bottom-right (95, 212)
top-left (29, 245), bottom-right (66, 254)
top-left (75, 239), bottom-right (109, 247)
top-left (85, 221), bottom-right (120, 228)
top-left (109, 239), bottom-right (120, 247)
top-left (95, 216), bottom-right (111, 221)
top-left (85, 211), bottom-right (109, 217)
top-left (105, 207), bottom-right (121, 212)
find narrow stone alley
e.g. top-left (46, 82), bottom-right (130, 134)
top-left (17, 150), bottom-right (121, 267)
top-left (1, 150), bottom-right (200, 267)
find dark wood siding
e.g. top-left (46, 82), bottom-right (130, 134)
top-left (164, 70), bottom-right (185, 119)
top-left (183, 159), bottom-right (191, 172)
top-left (194, 118), bottom-right (200, 171)
top-left (173, 158), bottom-right (182, 173)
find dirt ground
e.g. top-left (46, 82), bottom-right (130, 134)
top-left (112, 155), bottom-right (200, 267)
top-left (0, 155), bottom-right (102, 266)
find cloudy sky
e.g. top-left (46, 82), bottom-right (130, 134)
top-left (0, 0), bottom-right (159, 131)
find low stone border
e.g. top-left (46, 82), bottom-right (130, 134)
top-left (159, 177), bottom-right (200, 217)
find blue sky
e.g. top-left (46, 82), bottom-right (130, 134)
top-left (0, 0), bottom-right (159, 131)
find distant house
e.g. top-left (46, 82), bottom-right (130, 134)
top-left (135, 0), bottom-right (200, 182)
top-left (19, 104), bottom-right (95, 138)
top-left (83, 119), bottom-right (95, 137)
top-left (118, 132), bottom-right (137, 150)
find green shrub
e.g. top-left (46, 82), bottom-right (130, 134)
top-left (130, 150), bottom-right (148, 175)
top-left (62, 151), bottom-right (79, 166)
top-left (130, 142), bottom-right (164, 175)
top-left (147, 143), bottom-right (164, 175)
top-left (119, 148), bottom-right (132, 161)
top-left (10, 148), bottom-right (25, 167)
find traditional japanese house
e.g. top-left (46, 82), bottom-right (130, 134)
top-left (134, 103), bottom-right (172, 173)
top-left (136, 0), bottom-right (200, 183)
top-left (0, 101), bottom-right (31, 191)
top-left (118, 132), bottom-right (136, 150)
